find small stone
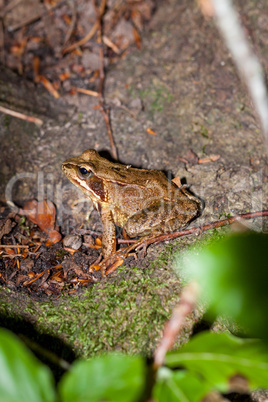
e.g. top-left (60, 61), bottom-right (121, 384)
top-left (129, 97), bottom-right (143, 111)
top-left (20, 259), bottom-right (34, 272)
top-left (63, 235), bottom-right (82, 250)
top-left (81, 50), bottom-right (100, 70)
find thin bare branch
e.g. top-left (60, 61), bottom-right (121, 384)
top-left (62, 21), bottom-right (98, 54)
top-left (154, 281), bottom-right (200, 369)
top-left (0, 106), bottom-right (43, 126)
top-left (93, 0), bottom-right (118, 160)
top-left (145, 210), bottom-right (268, 248)
top-left (63, 0), bottom-right (77, 47)
top-left (76, 88), bottom-right (99, 97)
top-left (0, 245), bottom-right (29, 248)
top-left (103, 209), bottom-right (268, 275)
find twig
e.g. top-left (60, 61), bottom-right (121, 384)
top-left (142, 210), bottom-right (268, 248)
top-left (0, 106), bottom-right (43, 126)
top-left (62, 21), bottom-right (99, 54)
top-left (62, 0), bottom-right (106, 54)
top-left (154, 281), bottom-right (200, 369)
top-left (0, 245), bottom-right (29, 248)
top-left (93, 0), bottom-right (118, 160)
top-left (117, 239), bottom-right (136, 244)
top-left (7, 14), bottom-right (40, 32)
top-left (103, 35), bottom-right (120, 54)
top-left (63, 0), bottom-right (77, 47)
top-left (100, 107), bottom-right (118, 160)
top-left (6, 1), bottom-right (65, 32)
top-left (1, 0), bottom-right (23, 16)
top-left (76, 88), bottom-right (99, 97)
top-left (38, 75), bottom-right (60, 99)
top-left (23, 269), bottom-right (48, 286)
top-left (2, 254), bottom-right (24, 258)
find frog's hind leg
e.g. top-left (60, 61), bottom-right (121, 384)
top-left (123, 200), bottom-right (198, 238)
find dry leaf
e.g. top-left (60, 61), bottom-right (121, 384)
top-left (95, 237), bottom-right (102, 246)
top-left (23, 200), bottom-right (55, 229)
top-left (59, 72), bottom-right (71, 81)
top-left (146, 127), bottom-right (157, 135)
top-left (131, 9), bottom-right (143, 31)
top-left (23, 200), bottom-right (61, 244)
top-left (48, 230), bottom-right (62, 243)
top-left (5, 248), bottom-right (15, 255)
top-left (198, 154), bottom-right (220, 164)
top-left (179, 149), bottom-right (199, 165)
top-left (133, 27), bottom-right (141, 49)
top-left (105, 258), bottom-right (125, 275)
top-left (197, 0), bottom-right (214, 17)
top-left (63, 247), bottom-right (76, 255)
top-left (38, 76), bottom-right (60, 98)
top-left (172, 176), bottom-right (182, 187)
top-left (33, 56), bottom-right (40, 82)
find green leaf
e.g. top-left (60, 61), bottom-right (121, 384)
top-left (178, 232), bottom-right (268, 338)
top-left (165, 331), bottom-right (268, 392)
top-left (0, 328), bottom-right (55, 402)
top-left (153, 367), bottom-right (211, 402)
top-left (59, 354), bottom-right (145, 402)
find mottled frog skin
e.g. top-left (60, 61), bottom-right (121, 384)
top-left (62, 149), bottom-right (201, 258)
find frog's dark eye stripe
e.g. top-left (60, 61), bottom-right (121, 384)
top-left (78, 167), bottom-right (92, 179)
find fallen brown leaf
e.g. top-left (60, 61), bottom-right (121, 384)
top-left (179, 149), bottom-right (199, 165)
top-left (198, 154), bottom-right (221, 164)
top-left (132, 26), bottom-right (141, 49)
top-left (105, 258), bottom-right (125, 275)
top-left (172, 176), bottom-right (182, 187)
top-left (95, 237), bottom-right (102, 246)
top-left (146, 127), bottom-right (157, 135)
top-left (92, 264), bottom-right (101, 271)
top-left (48, 230), bottom-right (62, 244)
top-left (197, 0), bottom-right (214, 17)
top-left (22, 200), bottom-right (61, 244)
top-left (0, 218), bottom-right (15, 240)
top-left (59, 72), bottom-right (71, 81)
top-left (5, 248), bottom-right (15, 255)
top-left (63, 246), bottom-right (76, 255)
top-left (33, 56), bottom-right (40, 82)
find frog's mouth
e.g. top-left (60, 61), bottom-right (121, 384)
top-left (62, 162), bottom-right (87, 189)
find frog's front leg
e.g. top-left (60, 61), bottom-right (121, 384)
top-left (100, 205), bottom-right (117, 259)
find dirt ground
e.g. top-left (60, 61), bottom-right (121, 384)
top-left (1, 0), bottom-right (267, 225)
top-left (0, 0), bottom-right (268, 398)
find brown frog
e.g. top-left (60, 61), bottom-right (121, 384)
top-left (62, 149), bottom-right (201, 263)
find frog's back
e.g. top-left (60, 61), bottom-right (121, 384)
top-left (110, 165), bottom-right (174, 189)
top-left (80, 149), bottom-right (177, 190)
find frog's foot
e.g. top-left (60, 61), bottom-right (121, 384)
top-left (97, 247), bottom-right (129, 277)
top-left (91, 236), bottom-right (155, 278)
top-left (102, 236), bottom-right (155, 276)
top-left (88, 254), bottom-right (102, 273)
top-left (135, 239), bottom-right (150, 257)
top-left (95, 239), bottom-right (144, 277)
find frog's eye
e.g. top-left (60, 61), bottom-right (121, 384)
top-left (78, 167), bottom-right (92, 179)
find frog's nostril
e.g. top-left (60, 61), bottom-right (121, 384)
top-left (63, 163), bottom-right (73, 170)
